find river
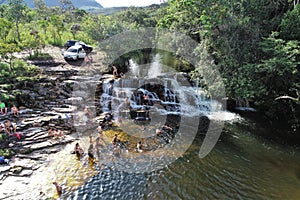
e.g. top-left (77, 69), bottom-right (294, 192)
top-left (9, 53), bottom-right (298, 200)
top-left (57, 54), bottom-right (300, 200)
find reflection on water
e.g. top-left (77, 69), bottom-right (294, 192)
top-left (54, 118), bottom-right (300, 200)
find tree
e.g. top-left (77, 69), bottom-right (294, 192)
top-left (50, 14), bottom-right (66, 43)
top-left (0, 18), bottom-right (12, 42)
top-left (59, 0), bottom-right (75, 13)
top-left (280, 4), bottom-right (300, 40)
top-left (34, 0), bottom-right (48, 18)
top-left (0, 42), bottom-right (20, 72)
top-left (7, 0), bottom-right (27, 42)
top-left (23, 30), bottom-right (45, 58)
top-left (70, 23), bottom-right (81, 39)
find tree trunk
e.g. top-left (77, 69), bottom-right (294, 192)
top-left (16, 20), bottom-right (21, 41)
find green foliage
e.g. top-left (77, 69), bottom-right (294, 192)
top-left (0, 18), bottom-right (12, 42)
top-left (82, 15), bottom-right (123, 42)
top-left (116, 7), bottom-right (157, 28)
top-left (0, 60), bottom-right (40, 84)
top-left (280, 4), bottom-right (300, 40)
top-left (257, 32), bottom-right (300, 99)
top-left (0, 149), bottom-right (14, 158)
top-left (26, 52), bottom-right (52, 60)
top-left (7, 0), bottom-right (27, 41)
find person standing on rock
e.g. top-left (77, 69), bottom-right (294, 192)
top-left (112, 65), bottom-right (118, 77)
top-left (88, 136), bottom-right (95, 161)
top-left (52, 181), bottom-right (63, 196)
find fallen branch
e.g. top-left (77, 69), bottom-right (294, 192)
top-left (275, 95), bottom-right (299, 102)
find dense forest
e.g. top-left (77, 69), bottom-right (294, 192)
top-left (0, 0), bottom-right (299, 136)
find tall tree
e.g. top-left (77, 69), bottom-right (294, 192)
top-left (34, 0), bottom-right (48, 18)
top-left (7, 0), bottom-right (27, 42)
top-left (59, 0), bottom-right (75, 13)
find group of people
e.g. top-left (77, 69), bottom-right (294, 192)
top-left (0, 120), bottom-right (22, 140)
top-left (48, 128), bottom-right (66, 139)
top-left (0, 101), bottom-right (19, 116)
top-left (112, 65), bottom-right (125, 78)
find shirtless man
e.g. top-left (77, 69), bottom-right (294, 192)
top-left (112, 65), bottom-right (118, 76)
top-left (53, 181), bottom-right (63, 196)
top-left (11, 105), bottom-right (19, 116)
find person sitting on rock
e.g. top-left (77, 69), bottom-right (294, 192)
top-left (120, 72), bottom-right (125, 78)
top-left (11, 105), bottom-right (19, 117)
top-left (52, 181), bottom-right (63, 196)
top-left (124, 97), bottom-right (130, 108)
top-left (4, 120), bottom-right (17, 134)
top-left (97, 124), bottom-right (103, 135)
top-left (136, 141), bottom-right (143, 153)
top-left (0, 101), bottom-right (7, 114)
top-left (0, 156), bottom-right (10, 165)
top-left (0, 124), bottom-right (4, 133)
top-left (162, 124), bottom-right (173, 132)
top-left (74, 142), bottom-right (84, 157)
top-left (48, 128), bottom-right (65, 139)
top-left (113, 145), bottom-right (121, 157)
top-left (156, 128), bottom-right (163, 136)
top-left (143, 94), bottom-right (149, 105)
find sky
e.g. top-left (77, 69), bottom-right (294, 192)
top-left (95, 0), bottom-right (164, 8)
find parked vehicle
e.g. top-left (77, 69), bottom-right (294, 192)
top-left (64, 40), bottom-right (79, 49)
top-left (63, 45), bottom-right (86, 60)
top-left (64, 40), bottom-right (93, 53)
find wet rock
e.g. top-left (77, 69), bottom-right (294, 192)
top-left (66, 97), bottom-right (83, 104)
top-left (10, 168), bottom-right (33, 177)
top-left (0, 166), bottom-right (11, 174)
top-left (10, 166), bottom-right (22, 174)
top-left (16, 154), bottom-right (43, 161)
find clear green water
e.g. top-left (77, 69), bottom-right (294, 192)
top-left (52, 117), bottom-right (300, 200)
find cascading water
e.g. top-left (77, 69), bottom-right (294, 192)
top-left (129, 59), bottom-right (140, 78)
top-left (98, 54), bottom-right (234, 121)
top-left (148, 54), bottom-right (162, 78)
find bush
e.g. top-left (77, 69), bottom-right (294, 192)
top-left (26, 52), bottom-right (53, 60)
top-left (0, 148), bottom-right (14, 158)
top-left (0, 60), bottom-right (40, 84)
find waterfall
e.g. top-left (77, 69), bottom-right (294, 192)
top-left (129, 59), bottom-right (140, 78)
top-left (148, 54), bottom-right (162, 78)
top-left (97, 53), bottom-right (238, 122)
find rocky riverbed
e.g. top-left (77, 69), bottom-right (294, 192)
top-left (0, 46), bottom-right (110, 199)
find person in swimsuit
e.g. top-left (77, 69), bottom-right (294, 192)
top-left (74, 143), bottom-right (84, 157)
top-left (137, 141), bottom-right (143, 152)
top-left (112, 134), bottom-right (119, 146)
top-left (112, 65), bottom-right (118, 76)
top-left (53, 181), bottom-right (63, 196)
top-left (11, 105), bottom-right (19, 116)
top-left (4, 120), bottom-right (16, 134)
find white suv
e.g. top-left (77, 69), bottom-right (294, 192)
top-left (63, 45), bottom-right (86, 60)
